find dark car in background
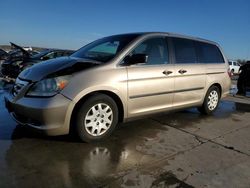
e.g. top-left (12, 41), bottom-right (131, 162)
top-left (237, 61), bottom-right (250, 95)
top-left (1, 44), bottom-right (74, 81)
top-left (0, 42), bottom-right (38, 79)
top-left (1, 43), bottom-right (38, 64)
top-left (0, 49), bottom-right (9, 60)
top-left (0, 49), bottom-right (9, 66)
top-left (30, 49), bottom-right (74, 62)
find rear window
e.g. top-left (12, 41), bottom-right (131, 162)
top-left (196, 42), bottom-right (224, 63)
top-left (228, 61), bottom-right (232, 65)
top-left (172, 38), bottom-right (197, 64)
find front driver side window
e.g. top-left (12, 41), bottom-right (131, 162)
top-left (131, 37), bottom-right (169, 65)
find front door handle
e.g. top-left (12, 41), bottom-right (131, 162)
top-left (178, 69), bottom-right (187, 74)
top-left (163, 70), bottom-right (173, 75)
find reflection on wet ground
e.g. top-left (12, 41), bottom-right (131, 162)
top-left (0, 91), bottom-right (250, 187)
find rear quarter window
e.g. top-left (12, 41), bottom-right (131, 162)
top-left (196, 42), bottom-right (224, 63)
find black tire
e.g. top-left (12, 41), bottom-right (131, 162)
top-left (198, 86), bottom-right (220, 115)
top-left (75, 94), bottom-right (119, 142)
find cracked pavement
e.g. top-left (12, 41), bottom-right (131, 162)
top-left (0, 88), bottom-right (250, 187)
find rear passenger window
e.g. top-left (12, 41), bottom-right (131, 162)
top-left (196, 42), bottom-right (224, 63)
top-left (172, 38), bottom-right (197, 64)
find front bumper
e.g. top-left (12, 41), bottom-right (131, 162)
top-left (4, 92), bottom-right (72, 136)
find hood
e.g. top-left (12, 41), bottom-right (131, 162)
top-left (0, 49), bottom-right (8, 56)
top-left (10, 42), bottom-right (30, 57)
top-left (18, 57), bottom-right (101, 82)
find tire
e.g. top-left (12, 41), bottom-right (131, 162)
top-left (198, 86), bottom-right (220, 115)
top-left (75, 94), bottom-right (119, 142)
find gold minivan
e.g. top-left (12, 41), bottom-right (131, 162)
top-left (5, 32), bottom-right (231, 142)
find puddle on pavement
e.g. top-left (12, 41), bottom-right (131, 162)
top-left (151, 171), bottom-right (194, 188)
top-left (0, 90), bottom-right (250, 187)
top-left (152, 100), bottom-right (250, 129)
top-left (1, 118), bottom-right (170, 187)
top-left (112, 169), bottom-right (194, 188)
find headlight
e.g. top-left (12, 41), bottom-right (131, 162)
top-left (26, 75), bottom-right (71, 97)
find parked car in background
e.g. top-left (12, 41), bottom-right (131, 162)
top-left (228, 60), bottom-right (241, 74)
top-left (0, 49), bottom-right (9, 78)
top-left (0, 49), bottom-right (9, 66)
top-left (4, 32), bottom-right (231, 142)
top-left (237, 61), bottom-right (250, 95)
top-left (0, 49), bottom-right (9, 60)
top-left (0, 43), bottom-right (38, 80)
top-left (8, 42), bottom-right (39, 56)
top-left (1, 44), bottom-right (74, 80)
top-left (31, 49), bottom-right (74, 61)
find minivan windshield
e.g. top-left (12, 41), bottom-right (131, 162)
top-left (71, 34), bottom-right (140, 63)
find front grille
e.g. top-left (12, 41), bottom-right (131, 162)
top-left (12, 112), bottom-right (42, 126)
top-left (12, 78), bottom-right (29, 96)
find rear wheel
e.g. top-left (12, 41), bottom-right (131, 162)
top-left (75, 94), bottom-right (118, 142)
top-left (198, 86), bottom-right (220, 115)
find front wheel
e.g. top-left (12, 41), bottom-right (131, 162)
top-left (75, 94), bottom-right (119, 142)
top-left (198, 86), bottom-right (220, 115)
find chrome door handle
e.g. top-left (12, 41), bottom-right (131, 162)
top-left (163, 70), bottom-right (173, 75)
top-left (178, 69), bottom-right (187, 74)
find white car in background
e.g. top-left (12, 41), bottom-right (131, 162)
top-left (228, 60), bottom-right (241, 74)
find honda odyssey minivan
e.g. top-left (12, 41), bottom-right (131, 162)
top-left (4, 32), bottom-right (231, 142)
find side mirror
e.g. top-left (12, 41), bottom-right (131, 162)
top-left (123, 54), bottom-right (148, 66)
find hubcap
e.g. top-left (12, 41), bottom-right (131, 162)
top-left (84, 103), bottom-right (113, 136)
top-left (207, 90), bottom-right (219, 111)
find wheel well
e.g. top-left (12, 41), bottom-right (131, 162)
top-left (211, 83), bottom-right (222, 98)
top-left (70, 90), bottom-right (124, 129)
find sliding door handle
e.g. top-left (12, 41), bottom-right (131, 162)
top-left (163, 70), bottom-right (173, 75)
top-left (178, 69), bottom-right (187, 74)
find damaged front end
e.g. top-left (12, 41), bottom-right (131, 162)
top-left (0, 42), bottom-right (34, 81)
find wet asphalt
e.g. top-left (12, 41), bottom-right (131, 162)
top-left (0, 84), bottom-right (250, 188)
